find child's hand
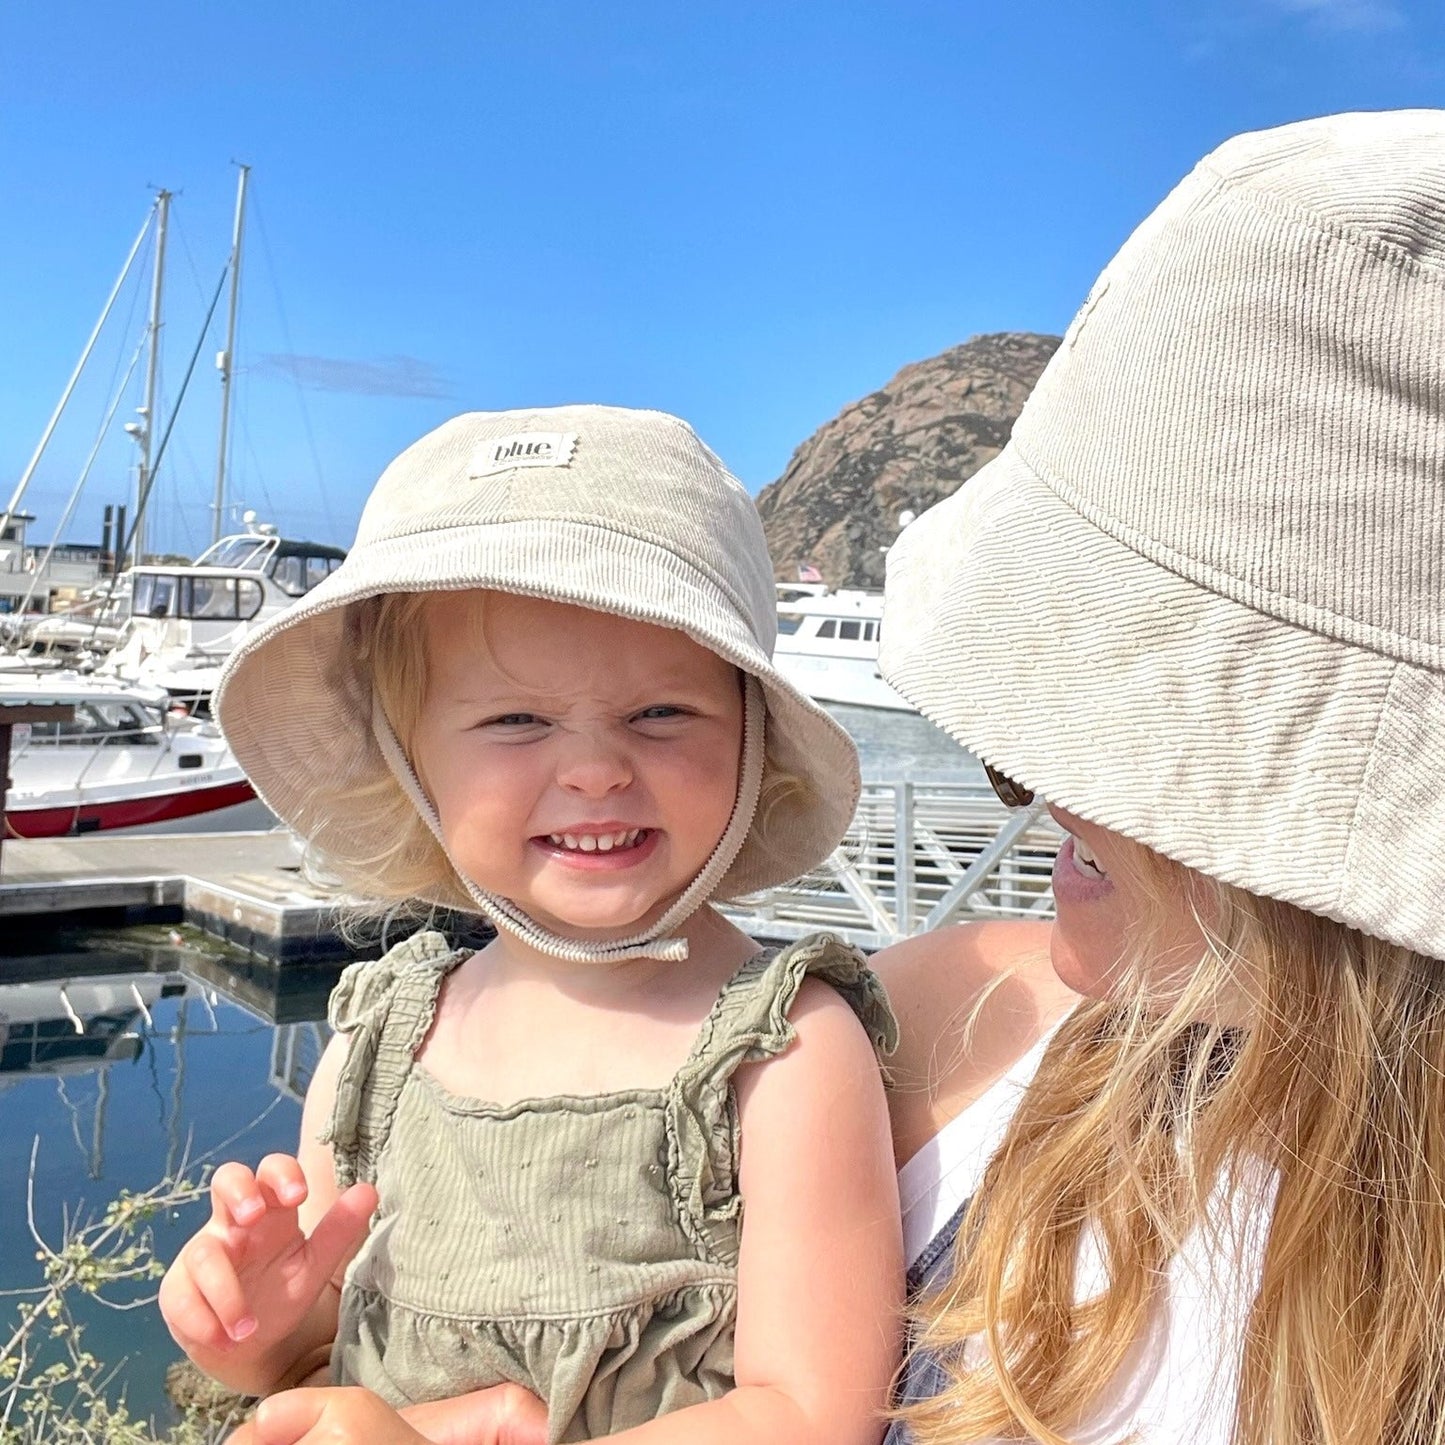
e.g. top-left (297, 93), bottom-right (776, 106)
top-left (227, 1384), bottom-right (548, 1445)
top-left (159, 1154), bottom-right (377, 1387)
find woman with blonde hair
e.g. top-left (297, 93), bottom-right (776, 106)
top-left (877, 109), bottom-right (1445, 1444)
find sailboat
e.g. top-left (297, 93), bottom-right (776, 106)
top-left (0, 171), bottom-right (307, 833)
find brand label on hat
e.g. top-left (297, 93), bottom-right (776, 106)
top-left (470, 432), bottom-right (578, 477)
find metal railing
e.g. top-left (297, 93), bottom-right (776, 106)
top-left (721, 779), bottom-right (1061, 949)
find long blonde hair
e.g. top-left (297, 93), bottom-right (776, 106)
top-left (903, 842), bottom-right (1445, 1445)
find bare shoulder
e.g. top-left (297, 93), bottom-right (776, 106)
top-left (874, 921), bottom-right (1058, 1058)
top-left (872, 921), bottom-right (1076, 1169)
top-left (733, 975), bottom-right (886, 1122)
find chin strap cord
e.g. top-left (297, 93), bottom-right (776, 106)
top-left (371, 676), bottom-right (766, 963)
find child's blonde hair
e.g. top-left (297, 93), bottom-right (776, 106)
top-left (902, 838), bottom-right (1445, 1445)
top-left (296, 590), bottom-right (814, 914)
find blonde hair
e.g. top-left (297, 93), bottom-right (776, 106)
top-left (297, 590), bottom-right (812, 913)
top-left (903, 840), bottom-right (1445, 1445)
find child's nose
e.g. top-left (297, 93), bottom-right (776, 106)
top-left (554, 732), bottom-right (633, 796)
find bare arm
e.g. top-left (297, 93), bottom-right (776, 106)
top-left (598, 978), bottom-right (903, 1445)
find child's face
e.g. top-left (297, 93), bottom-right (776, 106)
top-left (411, 591), bottom-right (745, 942)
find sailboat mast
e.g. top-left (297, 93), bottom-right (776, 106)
top-left (1, 202), bottom-right (154, 541)
top-left (213, 164), bottom-right (250, 546)
top-left (134, 188), bottom-right (171, 566)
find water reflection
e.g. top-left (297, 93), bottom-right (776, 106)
top-left (0, 929), bottom-right (348, 1423)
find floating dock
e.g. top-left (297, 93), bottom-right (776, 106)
top-left (0, 831), bottom-right (368, 962)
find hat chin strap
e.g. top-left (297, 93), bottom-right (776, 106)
top-left (370, 676), bottom-right (766, 964)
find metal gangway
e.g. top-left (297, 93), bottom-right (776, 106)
top-left (721, 777), bottom-right (1060, 950)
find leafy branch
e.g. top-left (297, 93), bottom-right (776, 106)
top-left (0, 1138), bottom-right (241, 1445)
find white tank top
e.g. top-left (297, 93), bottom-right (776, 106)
top-left (894, 1021), bottom-right (1276, 1444)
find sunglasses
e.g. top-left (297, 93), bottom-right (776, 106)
top-left (983, 761), bottom-right (1035, 809)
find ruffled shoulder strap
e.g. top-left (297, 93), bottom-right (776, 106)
top-left (665, 931), bottom-right (898, 1266)
top-left (320, 930), bottom-right (467, 1188)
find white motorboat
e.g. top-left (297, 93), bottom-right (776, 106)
top-left (1, 673), bottom-right (254, 837)
top-left (101, 523), bottom-right (345, 712)
top-left (772, 587), bottom-right (913, 713)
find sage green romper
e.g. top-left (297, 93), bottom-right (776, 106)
top-left (322, 929), bottom-right (896, 1443)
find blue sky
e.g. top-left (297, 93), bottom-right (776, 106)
top-left (2, 0), bottom-right (1440, 557)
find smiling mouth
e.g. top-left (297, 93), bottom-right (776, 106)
top-left (542, 828), bottom-right (650, 855)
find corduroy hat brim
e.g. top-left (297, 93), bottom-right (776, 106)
top-left (881, 443), bottom-right (1445, 961)
top-left (883, 112), bottom-right (1445, 963)
top-left (216, 517), bottom-right (861, 899)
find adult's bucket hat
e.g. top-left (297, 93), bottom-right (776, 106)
top-left (216, 405), bottom-right (860, 952)
top-left (880, 110), bottom-right (1445, 961)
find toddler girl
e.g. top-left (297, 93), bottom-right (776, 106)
top-left (159, 406), bottom-right (902, 1445)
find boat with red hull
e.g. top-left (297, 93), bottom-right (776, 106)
top-left (3, 674), bottom-right (255, 838)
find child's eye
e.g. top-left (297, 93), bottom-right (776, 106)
top-left (483, 712), bottom-right (544, 728)
top-left (633, 705), bottom-right (687, 722)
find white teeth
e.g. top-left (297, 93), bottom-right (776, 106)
top-left (547, 829), bottom-right (645, 853)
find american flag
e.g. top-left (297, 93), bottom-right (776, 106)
top-left (797, 563), bottom-right (823, 583)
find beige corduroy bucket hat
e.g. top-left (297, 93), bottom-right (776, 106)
top-left (216, 405), bottom-right (860, 955)
top-left (880, 110), bottom-right (1445, 961)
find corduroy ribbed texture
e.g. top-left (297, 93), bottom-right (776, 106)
top-left (215, 406), bottom-right (860, 905)
top-left (322, 930), bottom-right (896, 1443)
top-left (879, 110), bottom-right (1445, 960)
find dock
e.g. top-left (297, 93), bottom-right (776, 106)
top-left (0, 830), bottom-right (368, 962)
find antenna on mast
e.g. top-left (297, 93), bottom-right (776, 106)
top-left (213, 162), bottom-right (250, 545)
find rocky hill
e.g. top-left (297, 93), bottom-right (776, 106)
top-left (755, 332), bottom-right (1060, 589)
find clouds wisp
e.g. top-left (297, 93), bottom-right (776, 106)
top-left (254, 353), bottom-right (452, 399)
top-left (1266, 0), bottom-right (1405, 32)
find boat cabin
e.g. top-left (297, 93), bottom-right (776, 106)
top-left (130, 532), bottom-right (345, 623)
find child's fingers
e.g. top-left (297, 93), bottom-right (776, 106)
top-left (210, 1161), bottom-right (267, 1227)
top-left (255, 1153), bottom-right (309, 1209)
top-left (303, 1183), bottom-right (378, 1285)
top-left (175, 1233), bottom-right (259, 1344)
top-left (158, 1252), bottom-right (243, 1353)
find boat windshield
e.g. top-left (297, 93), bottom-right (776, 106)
top-left (19, 701), bottom-right (161, 747)
top-left (194, 536), bottom-right (274, 570)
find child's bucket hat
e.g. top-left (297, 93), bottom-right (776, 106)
top-left (216, 405), bottom-right (860, 959)
top-left (880, 110), bottom-right (1445, 961)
